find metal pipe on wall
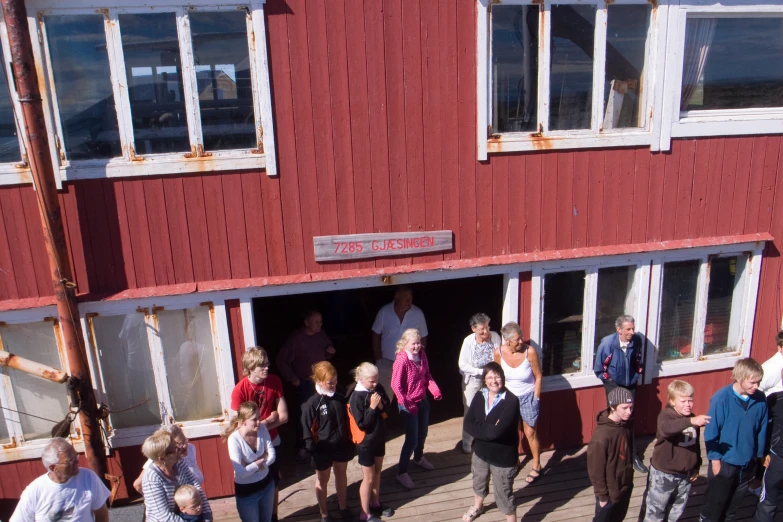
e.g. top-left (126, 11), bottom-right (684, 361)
top-left (0, 0), bottom-right (107, 480)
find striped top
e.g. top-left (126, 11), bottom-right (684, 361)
top-left (142, 460), bottom-right (212, 522)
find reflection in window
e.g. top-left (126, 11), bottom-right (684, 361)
top-left (542, 271), bottom-right (585, 376)
top-left (595, 266), bottom-right (637, 353)
top-left (120, 13), bottom-right (189, 154)
top-left (703, 256), bottom-right (747, 357)
top-left (45, 15), bottom-right (121, 161)
top-left (158, 307), bottom-right (221, 422)
top-left (190, 11), bottom-right (256, 151)
top-left (681, 17), bottom-right (783, 111)
top-left (491, 5), bottom-right (538, 133)
top-left (658, 261), bottom-right (699, 362)
top-left (603, 5), bottom-right (650, 129)
top-left (0, 46), bottom-right (21, 164)
top-left (0, 323), bottom-right (70, 440)
top-left (550, 5), bottom-right (595, 130)
top-left (92, 315), bottom-right (161, 429)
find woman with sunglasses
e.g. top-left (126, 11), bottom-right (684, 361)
top-left (134, 424), bottom-right (203, 495)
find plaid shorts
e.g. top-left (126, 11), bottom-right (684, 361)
top-left (518, 391), bottom-right (539, 428)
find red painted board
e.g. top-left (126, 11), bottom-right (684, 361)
top-left (743, 137), bottom-right (767, 234)
top-left (507, 157), bottom-right (525, 254)
top-left (181, 175), bottom-right (213, 282)
top-left (556, 152), bottom-right (574, 250)
top-left (161, 176), bottom-right (195, 285)
top-left (0, 187), bottom-right (19, 300)
top-left (201, 175), bottom-right (231, 281)
top-left (572, 151), bottom-right (589, 249)
top-left (541, 153), bottom-right (558, 251)
top-left (700, 138), bottom-right (725, 238)
top-left (616, 148), bottom-right (636, 245)
top-left (601, 150), bottom-right (619, 246)
top-left (221, 173), bottom-right (251, 280)
top-left (59, 184), bottom-right (94, 295)
top-left (226, 298), bottom-right (244, 383)
top-left (757, 136), bottom-right (781, 233)
top-left (586, 150), bottom-right (605, 247)
top-left (524, 154), bottom-right (542, 251)
top-left (258, 175), bottom-right (287, 277)
top-left (110, 180), bottom-right (138, 289)
top-left (456, 0), bottom-right (476, 260)
top-left (729, 137), bottom-right (754, 235)
top-left (646, 152), bottom-right (665, 242)
top-left (630, 148), bottom-right (650, 245)
top-left (673, 139), bottom-right (696, 240)
top-left (493, 156), bottom-right (510, 256)
top-left (439, 0), bottom-right (459, 261)
top-left (715, 138), bottom-right (740, 236)
top-left (241, 173), bottom-right (270, 278)
top-left (18, 187), bottom-right (51, 296)
top-left (122, 180), bottom-right (155, 288)
top-left (659, 144), bottom-right (681, 240)
top-left (143, 177), bottom-right (176, 287)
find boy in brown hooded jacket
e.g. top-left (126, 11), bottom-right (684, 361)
top-left (587, 386), bottom-right (635, 522)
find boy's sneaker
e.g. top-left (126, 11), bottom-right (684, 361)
top-left (413, 456), bottom-right (435, 471)
top-left (632, 455), bottom-right (649, 474)
top-left (371, 505), bottom-right (395, 518)
top-left (396, 473), bottom-right (415, 489)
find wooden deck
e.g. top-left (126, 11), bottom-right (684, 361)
top-left (209, 418), bottom-right (763, 522)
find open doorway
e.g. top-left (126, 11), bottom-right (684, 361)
top-left (252, 274), bottom-right (505, 437)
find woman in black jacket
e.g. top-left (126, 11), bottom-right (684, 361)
top-left (301, 361), bottom-right (355, 522)
top-left (462, 362), bottom-right (521, 522)
top-left (347, 362), bottom-right (394, 522)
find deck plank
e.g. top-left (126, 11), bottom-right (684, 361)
top-left (210, 418), bottom-right (762, 522)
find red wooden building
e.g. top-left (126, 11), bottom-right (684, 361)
top-left (1, 0), bottom-right (782, 511)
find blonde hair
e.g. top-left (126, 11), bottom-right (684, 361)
top-left (352, 362), bottom-right (379, 382)
top-left (142, 429), bottom-right (172, 461)
top-left (174, 484), bottom-right (201, 508)
top-left (161, 423), bottom-right (185, 439)
top-left (395, 328), bottom-right (421, 354)
top-left (311, 361), bottom-right (337, 384)
top-left (221, 402), bottom-right (260, 441)
top-left (667, 380), bottom-right (694, 401)
top-left (732, 357), bottom-right (763, 383)
top-left (242, 347), bottom-right (269, 376)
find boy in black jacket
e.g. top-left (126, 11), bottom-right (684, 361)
top-left (755, 368), bottom-right (783, 522)
top-left (640, 380), bottom-right (710, 522)
top-left (347, 363), bottom-right (394, 522)
top-left (587, 386), bottom-right (635, 522)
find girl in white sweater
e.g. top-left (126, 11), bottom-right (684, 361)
top-left (222, 401), bottom-right (276, 522)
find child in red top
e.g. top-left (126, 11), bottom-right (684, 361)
top-left (391, 328), bottom-right (442, 489)
top-left (230, 347), bottom-right (287, 522)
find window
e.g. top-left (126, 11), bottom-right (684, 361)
top-left (0, 21), bottom-right (29, 183)
top-left (0, 320), bottom-right (75, 451)
top-left (85, 302), bottom-right (234, 445)
top-left (24, 0), bottom-right (277, 179)
top-left (662, 5), bottom-right (783, 147)
top-left (530, 243), bottom-right (762, 391)
top-left (481, 0), bottom-right (659, 156)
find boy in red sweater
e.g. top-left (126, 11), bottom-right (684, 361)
top-left (640, 380), bottom-right (711, 522)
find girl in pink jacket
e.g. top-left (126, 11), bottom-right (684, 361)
top-left (391, 328), bottom-right (442, 489)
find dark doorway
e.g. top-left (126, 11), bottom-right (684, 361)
top-left (252, 274), bottom-right (505, 426)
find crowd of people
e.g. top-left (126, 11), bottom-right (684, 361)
top-left (6, 285), bottom-right (783, 522)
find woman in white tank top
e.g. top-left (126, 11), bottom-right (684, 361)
top-left (495, 322), bottom-right (543, 483)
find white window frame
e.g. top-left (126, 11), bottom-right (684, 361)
top-left (0, 20), bottom-right (33, 185)
top-left (17, 0), bottom-right (277, 186)
top-left (477, 0), bottom-right (668, 158)
top-left (81, 298), bottom-right (235, 447)
top-left (660, 1), bottom-right (783, 151)
top-left (529, 242), bottom-right (762, 392)
top-left (0, 306), bottom-right (86, 462)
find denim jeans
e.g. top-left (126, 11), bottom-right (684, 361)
top-left (235, 478), bottom-right (275, 522)
top-left (398, 399), bottom-right (430, 474)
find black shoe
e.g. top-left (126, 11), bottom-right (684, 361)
top-left (633, 455), bottom-right (649, 474)
top-left (371, 505), bottom-right (395, 518)
top-left (341, 508), bottom-right (353, 521)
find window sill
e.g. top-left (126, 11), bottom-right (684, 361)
top-left (671, 113), bottom-right (783, 139)
top-left (0, 438), bottom-right (86, 464)
top-left (486, 131), bottom-right (652, 155)
top-left (60, 152), bottom-right (268, 182)
top-left (105, 418), bottom-right (229, 449)
top-left (0, 164), bottom-right (32, 186)
top-left (643, 352), bottom-right (744, 384)
top-left (542, 373), bottom-right (604, 392)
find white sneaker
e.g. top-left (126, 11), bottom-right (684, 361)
top-left (413, 456), bottom-right (435, 471)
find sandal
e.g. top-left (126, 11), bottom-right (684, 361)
top-left (525, 468), bottom-right (542, 484)
top-left (462, 506), bottom-right (484, 522)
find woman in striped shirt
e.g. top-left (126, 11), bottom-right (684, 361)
top-left (141, 430), bottom-right (212, 522)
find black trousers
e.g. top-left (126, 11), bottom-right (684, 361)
top-left (754, 453), bottom-right (783, 522)
top-left (593, 489), bottom-right (632, 522)
top-left (699, 460), bottom-right (756, 522)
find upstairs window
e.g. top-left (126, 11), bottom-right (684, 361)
top-left (24, 0), bottom-right (278, 180)
top-left (0, 23), bottom-right (29, 183)
top-left (481, 0), bottom-right (659, 155)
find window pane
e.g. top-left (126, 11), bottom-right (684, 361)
top-left (0, 410), bottom-right (8, 444)
top-left (0, 45), bottom-right (21, 163)
top-left (491, 5), bottom-right (538, 133)
top-left (92, 315), bottom-right (161, 429)
top-left (120, 13), bottom-right (189, 154)
top-left (550, 5), bottom-right (595, 130)
top-left (0, 323), bottom-right (70, 440)
top-left (658, 261), bottom-right (699, 362)
top-left (704, 256), bottom-right (747, 357)
top-left (603, 5), bottom-right (650, 129)
top-left (595, 266), bottom-right (637, 354)
top-left (542, 271), bottom-right (585, 376)
top-left (45, 15), bottom-right (122, 160)
top-left (190, 12), bottom-right (256, 151)
top-left (681, 18), bottom-right (783, 111)
top-left (158, 307), bottom-right (221, 422)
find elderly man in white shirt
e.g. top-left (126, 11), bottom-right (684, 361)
top-left (372, 285), bottom-right (428, 397)
top-left (11, 438), bottom-right (110, 522)
top-left (458, 313), bottom-right (502, 453)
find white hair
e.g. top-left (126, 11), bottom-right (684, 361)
top-left (41, 438), bottom-right (74, 469)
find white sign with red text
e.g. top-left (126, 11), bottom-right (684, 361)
top-left (313, 231), bottom-right (453, 262)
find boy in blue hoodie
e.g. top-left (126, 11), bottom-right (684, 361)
top-left (700, 358), bottom-right (768, 522)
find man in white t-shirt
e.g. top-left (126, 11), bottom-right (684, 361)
top-left (760, 330), bottom-right (783, 396)
top-left (371, 285), bottom-right (428, 395)
top-left (11, 438), bottom-right (110, 522)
